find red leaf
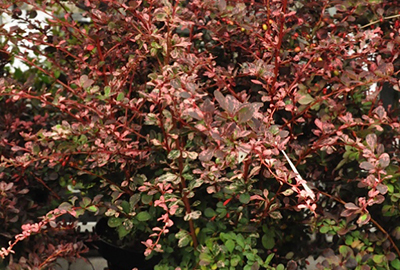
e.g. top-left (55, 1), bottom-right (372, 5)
top-left (315, 119), bottom-right (323, 131)
top-left (223, 197), bottom-right (232, 206)
top-left (251, 79), bottom-right (263, 85)
top-left (87, 44), bottom-right (95, 51)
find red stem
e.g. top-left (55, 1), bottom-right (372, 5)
top-left (271, 0), bottom-right (288, 94)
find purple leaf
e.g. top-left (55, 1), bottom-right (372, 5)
top-left (360, 161), bottom-right (374, 171)
top-left (340, 209), bottom-right (356, 217)
top-left (376, 184), bottom-right (388, 195)
top-left (214, 90), bottom-right (228, 112)
top-left (344, 202), bottom-right (359, 210)
top-left (237, 104), bottom-right (255, 124)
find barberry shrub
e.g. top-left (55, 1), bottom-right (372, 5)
top-left (1, 0), bottom-right (400, 269)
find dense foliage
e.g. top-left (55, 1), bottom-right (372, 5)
top-left (1, 0), bottom-right (400, 269)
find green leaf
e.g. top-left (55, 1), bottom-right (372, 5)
top-left (220, 232), bottom-right (234, 241)
top-left (176, 230), bottom-right (191, 248)
top-left (236, 234), bottom-right (245, 248)
top-left (387, 184), bottom-right (394, 193)
top-left (116, 92), bottom-right (125, 101)
top-left (54, 69), bottom-right (60, 79)
top-left (204, 208), bottom-right (216, 218)
top-left (245, 252), bottom-right (255, 261)
top-left (176, 230), bottom-right (190, 239)
top-left (373, 254), bottom-right (385, 264)
top-left (141, 194), bottom-right (153, 204)
top-left (108, 217), bottom-right (122, 228)
top-left (104, 86), bottom-right (111, 97)
top-left (129, 194), bottom-right (141, 208)
top-left (121, 200), bottom-right (131, 214)
top-left (80, 197), bottom-right (91, 208)
top-left (178, 235), bottom-right (191, 248)
top-left (339, 245), bottom-right (352, 257)
top-left (32, 144), bottom-right (40, 155)
top-left (230, 255), bottom-right (241, 267)
top-left (155, 11), bottom-right (167, 22)
top-left (335, 159), bottom-right (348, 170)
top-left (74, 208), bottom-right (85, 218)
top-left (320, 225), bottom-right (330, 234)
top-left (136, 211), bottom-right (151, 221)
top-left (357, 213), bottom-right (370, 225)
top-left (298, 94), bottom-right (315, 105)
top-left (158, 173), bottom-right (178, 183)
top-left (239, 193), bottom-right (250, 204)
top-left (276, 264), bottom-right (285, 270)
top-left (225, 239), bottom-right (235, 253)
top-left (391, 258), bottom-right (400, 269)
top-left (262, 234), bottom-right (275, 249)
top-left (264, 253), bottom-right (275, 265)
top-left (243, 264), bottom-right (252, 270)
top-left (167, 150), bottom-right (180, 160)
top-left (58, 202), bottom-right (73, 211)
top-left (79, 134), bottom-right (88, 144)
top-left (86, 205), bottom-right (98, 212)
top-left (117, 224), bottom-right (130, 239)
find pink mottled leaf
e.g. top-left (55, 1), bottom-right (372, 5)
top-left (360, 161), bottom-right (374, 171)
top-left (366, 134), bottom-right (377, 150)
top-left (378, 153), bottom-right (390, 169)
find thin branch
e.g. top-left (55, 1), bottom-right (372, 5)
top-left (360, 14), bottom-right (400, 29)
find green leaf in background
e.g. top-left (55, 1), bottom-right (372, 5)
top-left (136, 211), bottom-right (151, 221)
top-left (79, 197), bottom-right (91, 208)
top-left (239, 193), bottom-right (250, 204)
top-left (276, 264), bottom-right (285, 270)
top-left (104, 86), bottom-right (111, 97)
top-left (116, 92), bottom-right (125, 101)
top-left (117, 224), bottom-right (130, 239)
top-left (167, 150), bottom-right (180, 160)
top-left (225, 239), bottom-right (235, 253)
top-left (298, 94), bottom-right (315, 105)
top-left (204, 208), bottom-right (216, 218)
top-left (141, 194), bottom-right (153, 204)
top-left (108, 217), bottom-right (122, 228)
top-left (262, 234), bottom-right (275, 249)
top-left (391, 258), bottom-right (400, 269)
